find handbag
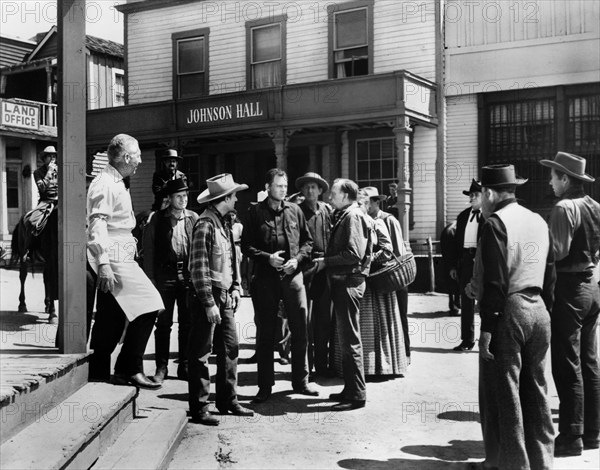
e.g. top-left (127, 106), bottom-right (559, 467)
top-left (367, 250), bottom-right (417, 293)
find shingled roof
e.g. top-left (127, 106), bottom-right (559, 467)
top-left (85, 35), bottom-right (124, 59)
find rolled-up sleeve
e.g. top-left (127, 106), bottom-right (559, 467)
top-left (87, 183), bottom-right (114, 266)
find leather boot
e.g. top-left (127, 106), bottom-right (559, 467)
top-left (151, 366), bottom-right (168, 383)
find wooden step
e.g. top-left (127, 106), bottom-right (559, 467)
top-left (92, 406), bottom-right (187, 470)
top-left (0, 382), bottom-right (136, 470)
top-left (0, 353), bottom-right (89, 444)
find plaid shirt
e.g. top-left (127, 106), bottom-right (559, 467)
top-left (189, 206), bottom-right (239, 309)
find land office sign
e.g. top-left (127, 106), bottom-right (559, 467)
top-left (178, 94), bottom-right (272, 129)
top-left (0, 99), bottom-right (40, 130)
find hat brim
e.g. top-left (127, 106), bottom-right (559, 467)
top-left (482, 178), bottom-right (528, 188)
top-left (162, 156), bottom-right (183, 160)
top-left (196, 183), bottom-right (249, 204)
top-left (295, 177), bottom-right (329, 192)
top-left (540, 160), bottom-right (595, 183)
top-left (462, 190), bottom-right (482, 196)
top-left (369, 195), bottom-right (387, 201)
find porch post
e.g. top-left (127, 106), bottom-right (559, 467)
top-left (57, 0), bottom-right (87, 353)
top-left (0, 136), bottom-right (7, 240)
top-left (269, 128), bottom-right (288, 171)
top-left (393, 117), bottom-right (413, 242)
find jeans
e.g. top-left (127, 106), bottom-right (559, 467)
top-left (188, 289), bottom-right (239, 414)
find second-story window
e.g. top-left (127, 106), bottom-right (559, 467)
top-left (247, 17), bottom-right (286, 90)
top-left (329, 1), bottom-right (373, 79)
top-left (173, 29), bottom-right (209, 99)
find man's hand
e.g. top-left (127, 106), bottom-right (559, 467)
top-left (314, 258), bottom-right (325, 273)
top-left (449, 268), bottom-right (457, 281)
top-left (282, 258), bottom-right (298, 275)
top-left (206, 305), bottom-right (221, 324)
top-left (479, 331), bottom-right (494, 361)
top-left (269, 250), bottom-right (286, 269)
top-left (97, 264), bottom-right (116, 293)
top-left (464, 282), bottom-right (476, 300)
top-left (232, 290), bottom-right (241, 312)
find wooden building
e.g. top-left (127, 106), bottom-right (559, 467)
top-left (87, 0), bottom-right (444, 244)
top-left (0, 29), bottom-right (124, 241)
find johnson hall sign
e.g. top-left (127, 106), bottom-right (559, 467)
top-left (179, 98), bottom-right (270, 129)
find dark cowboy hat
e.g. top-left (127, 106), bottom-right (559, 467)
top-left (540, 151), bottom-right (595, 183)
top-left (197, 173), bottom-right (248, 204)
top-left (41, 145), bottom-right (57, 157)
top-left (481, 164), bottom-right (528, 188)
top-left (165, 178), bottom-right (188, 195)
top-left (462, 179), bottom-right (482, 196)
top-left (295, 172), bottom-right (329, 192)
top-left (361, 186), bottom-right (387, 201)
top-left (158, 148), bottom-right (183, 160)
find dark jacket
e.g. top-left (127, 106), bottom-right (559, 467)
top-left (34, 164), bottom-right (58, 202)
top-left (241, 199), bottom-right (313, 273)
top-left (324, 203), bottom-right (372, 276)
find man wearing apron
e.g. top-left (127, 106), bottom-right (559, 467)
top-left (87, 134), bottom-right (164, 389)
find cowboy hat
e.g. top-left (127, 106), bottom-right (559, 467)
top-left (540, 152), bottom-right (595, 183)
top-left (165, 178), bottom-right (188, 195)
top-left (41, 145), bottom-right (57, 157)
top-left (295, 172), bottom-right (329, 192)
top-left (197, 173), bottom-right (248, 204)
top-left (157, 148), bottom-right (183, 160)
top-left (462, 179), bottom-right (482, 196)
top-left (361, 186), bottom-right (386, 201)
top-left (481, 164), bottom-right (528, 188)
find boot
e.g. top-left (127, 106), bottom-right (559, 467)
top-left (151, 365), bottom-right (168, 384)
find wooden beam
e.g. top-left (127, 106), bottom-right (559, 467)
top-left (57, 0), bottom-right (87, 353)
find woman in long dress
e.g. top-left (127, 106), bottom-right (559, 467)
top-left (332, 191), bottom-right (408, 377)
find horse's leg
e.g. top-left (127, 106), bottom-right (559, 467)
top-left (18, 257), bottom-right (28, 312)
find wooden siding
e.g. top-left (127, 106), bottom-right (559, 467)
top-left (0, 38), bottom-right (34, 67)
top-left (374, 0), bottom-right (436, 81)
top-left (445, 0), bottom-right (599, 49)
top-left (87, 55), bottom-right (124, 110)
top-left (129, 150), bottom-right (155, 214)
top-left (126, 0), bottom-right (438, 104)
top-left (411, 125), bottom-right (438, 241)
top-left (445, 96), bottom-right (478, 222)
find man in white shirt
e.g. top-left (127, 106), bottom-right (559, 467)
top-left (87, 134), bottom-right (164, 389)
top-left (448, 179), bottom-right (484, 351)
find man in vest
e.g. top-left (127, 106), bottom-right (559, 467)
top-left (143, 178), bottom-right (199, 383)
top-left (540, 152), bottom-right (600, 456)
top-left (188, 173), bottom-right (253, 425)
top-left (295, 172), bottom-right (334, 377)
top-left (363, 186), bottom-right (412, 362)
top-left (478, 164), bottom-right (556, 469)
top-left (449, 179), bottom-right (484, 351)
top-left (151, 148), bottom-right (187, 211)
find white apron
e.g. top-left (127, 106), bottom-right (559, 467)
top-left (88, 234), bottom-right (164, 321)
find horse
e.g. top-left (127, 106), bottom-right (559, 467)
top-left (10, 209), bottom-right (58, 322)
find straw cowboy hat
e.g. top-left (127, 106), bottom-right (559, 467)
top-left (539, 151), bottom-right (595, 183)
top-left (41, 145), bottom-right (57, 157)
top-left (481, 164), bottom-right (528, 188)
top-left (157, 148), bottom-right (183, 160)
top-left (462, 179), bottom-right (482, 196)
top-left (196, 173), bottom-right (248, 204)
top-left (361, 186), bottom-right (387, 201)
top-left (295, 172), bottom-right (329, 192)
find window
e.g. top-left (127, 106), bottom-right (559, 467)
top-left (246, 17), bottom-right (286, 89)
top-left (328, 1), bottom-right (373, 79)
top-left (6, 165), bottom-right (19, 208)
top-left (173, 29), bottom-right (209, 99)
top-left (112, 68), bottom-right (125, 107)
top-left (355, 137), bottom-right (398, 195)
top-left (482, 84), bottom-right (600, 211)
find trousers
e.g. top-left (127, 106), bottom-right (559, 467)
top-left (459, 251), bottom-right (476, 343)
top-left (329, 274), bottom-right (367, 402)
top-left (188, 289), bottom-right (239, 414)
top-left (551, 272), bottom-right (600, 437)
top-left (304, 265), bottom-right (333, 374)
top-left (89, 290), bottom-right (157, 380)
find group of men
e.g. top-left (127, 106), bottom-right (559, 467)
top-left (85, 134), bottom-right (408, 425)
top-left (449, 154), bottom-right (599, 469)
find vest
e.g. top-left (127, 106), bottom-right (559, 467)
top-left (199, 207), bottom-right (236, 291)
top-left (495, 202), bottom-right (549, 294)
top-left (556, 195), bottom-right (600, 271)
